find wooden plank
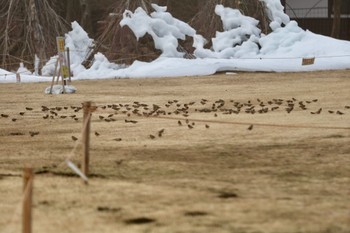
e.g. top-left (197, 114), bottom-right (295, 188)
top-left (23, 168), bottom-right (33, 233)
top-left (302, 57), bottom-right (315, 66)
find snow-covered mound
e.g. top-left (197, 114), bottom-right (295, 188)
top-left (16, 63), bottom-right (32, 75)
top-left (120, 4), bottom-right (197, 58)
top-left (1, 0), bottom-right (350, 83)
top-left (0, 68), bottom-right (13, 76)
top-left (42, 21), bottom-right (94, 76)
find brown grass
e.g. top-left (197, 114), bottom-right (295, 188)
top-left (0, 71), bottom-right (350, 233)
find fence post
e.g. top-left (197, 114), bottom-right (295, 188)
top-left (16, 73), bottom-right (21, 83)
top-left (66, 47), bottom-right (72, 83)
top-left (23, 168), bottom-right (33, 233)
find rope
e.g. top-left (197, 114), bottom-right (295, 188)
top-left (1, 108), bottom-right (92, 233)
top-left (154, 115), bottom-right (350, 130)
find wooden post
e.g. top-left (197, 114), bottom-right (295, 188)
top-left (16, 73), bottom-right (21, 83)
top-left (66, 47), bottom-right (72, 83)
top-left (82, 101), bottom-right (92, 183)
top-left (23, 168), bottom-right (33, 233)
top-left (49, 58), bottom-right (59, 94)
top-left (60, 67), bottom-right (66, 94)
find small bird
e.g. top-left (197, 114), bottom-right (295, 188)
top-left (43, 114), bottom-right (49, 119)
top-left (247, 125), bottom-right (254, 130)
top-left (1, 114), bottom-right (9, 118)
top-left (178, 120), bottom-right (182, 126)
top-left (71, 136), bottom-right (78, 141)
top-left (311, 108), bottom-right (322, 114)
top-left (328, 110), bottom-right (334, 114)
top-left (60, 116), bottom-right (67, 119)
top-left (41, 106), bottom-right (49, 111)
top-left (29, 131), bottom-right (39, 137)
top-left (158, 129), bottom-right (165, 137)
top-left (113, 138), bottom-right (122, 142)
top-left (19, 112), bottom-right (25, 116)
top-left (188, 124), bottom-right (193, 129)
top-left (205, 124), bottom-right (210, 129)
top-left (149, 134), bottom-right (155, 139)
top-left (95, 132), bottom-right (100, 136)
top-left (99, 116), bottom-right (104, 120)
top-left (345, 106), bottom-right (350, 109)
top-left (125, 119), bottom-right (138, 124)
top-left (115, 159), bottom-right (124, 165)
top-left (336, 111), bottom-right (344, 115)
top-left (12, 118), bottom-right (17, 122)
top-left (26, 107), bottom-right (33, 111)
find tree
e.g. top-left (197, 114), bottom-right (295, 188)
top-left (191, 0), bottom-right (270, 47)
top-left (331, 0), bottom-right (342, 38)
top-left (65, 0), bottom-right (93, 35)
top-left (0, 0), bottom-right (68, 70)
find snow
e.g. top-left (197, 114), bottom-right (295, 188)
top-left (120, 4), bottom-right (196, 58)
top-left (44, 85), bottom-right (77, 94)
top-left (41, 21), bottom-right (94, 76)
top-left (260, 0), bottom-right (290, 30)
top-left (16, 63), bottom-right (32, 75)
top-left (1, 0), bottom-right (350, 84)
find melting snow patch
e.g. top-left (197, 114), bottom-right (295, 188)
top-left (44, 85), bottom-right (77, 94)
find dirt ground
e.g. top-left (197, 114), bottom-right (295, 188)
top-left (0, 71), bottom-right (349, 233)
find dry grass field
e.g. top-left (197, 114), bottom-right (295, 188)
top-left (0, 71), bottom-right (349, 233)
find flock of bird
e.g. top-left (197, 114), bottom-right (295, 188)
top-left (1, 97), bottom-right (349, 141)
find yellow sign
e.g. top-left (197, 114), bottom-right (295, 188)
top-left (61, 66), bottom-right (69, 78)
top-left (302, 57), bottom-right (315, 66)
top-left (56, 37), bottom-right (65, 53)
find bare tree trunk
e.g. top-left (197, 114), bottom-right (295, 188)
top-left (29, 0), bottom-right (45, 73)
top-left (0, 0), bottom-right (68, 70)
top-left (80, 0), bottom-right (93, 34)
top-left (65, 0), bottom-right (93, 34)
top-left (66, 0), bottom-right (81, 23)
top-left (331, 0), bottom-right (342, 39)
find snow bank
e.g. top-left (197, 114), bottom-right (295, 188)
top-left (17, 63), bottom-right (32, 75)
top-left (1, 0), bottom-right (350, 83)
top-left (120, 4), bottom-right (197, 58)
top-left (260, 0), bottom-right (290, 30)
top-left (194, 5), bottom-right (261, 58)
top-left (41, 21), bottom-right (94, 76)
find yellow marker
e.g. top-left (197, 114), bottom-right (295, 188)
top-left (62, 66), bottom-right (69, 78)
top-left (56, 37), bottom-right (65, 53)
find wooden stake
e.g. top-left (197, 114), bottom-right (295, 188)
top-left (16, 73), bottom-right (21, 83)
top-left (23, 168), bottom-right (33, 233)
top-left (58, 58), bottom-right (66, 94)
top-left (49, 58), bottom-right (59, 94)
top-left (82, 101), bottom-right (92, 183)
top-left (66, 47), bottom-right (72, 84)
top-left (56, 67), bottom-right (61, 84)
